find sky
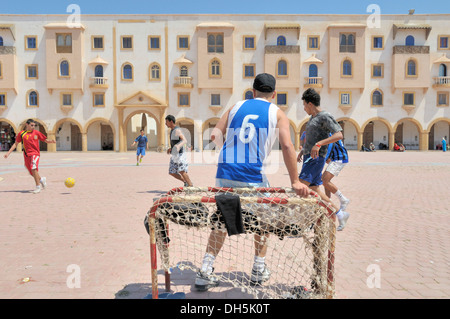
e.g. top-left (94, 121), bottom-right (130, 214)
top-left (0, 0), bottom-right (449, 15)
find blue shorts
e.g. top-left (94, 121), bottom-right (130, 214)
top-left (137, 147), bottom-right (146, 156)
top-left (299, 155), bottom-right (326, 187)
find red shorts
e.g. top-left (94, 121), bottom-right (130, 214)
top-left (24, 154), bottom-right (40, 175)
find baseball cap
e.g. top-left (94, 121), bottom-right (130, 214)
top-left (253, 73), bottom-right (276, 93)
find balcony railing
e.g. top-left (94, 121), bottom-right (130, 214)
top-left (89, 77), bottom-right (108, 88)
top-left (339, 45), bottom-right (355, 53)
top-left (393, 45), bottom-right (430, 54)
top-left (304, 77), bottom-right (323, 88)
top-left (0, 46), bottom-right (16, 55)
top-left (433, 76), bottom-right (450, 86)
top-left (174, 76), bottom-right (194, 88)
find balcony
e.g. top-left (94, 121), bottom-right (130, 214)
top-left (304, 77), bottom-right (323, 89)
top-left (174, 76), bottom-right (194, 88)
top-left (89, 77), bottom-right (108, 89)
top-left (339, 45), bottom-right (355, 53)
top-left (265, 45), bottom-right (300, 54)
top-left (433, 76), bottom-right (450, 88)
top-left (0, 46), bottom-right (16, 55)
top-left (393, 45), bottom-right (430, 54)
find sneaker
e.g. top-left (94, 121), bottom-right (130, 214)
top-left (140, 158), bottom-right (143, 163)
top-left (31, 186), bottom-right (41, 194)
top-left (136, 162), bottom-right (139, 166)
top-left (250, 266), bottom-right (271, 285)
top-left (340, 198), bottom-right (350, 211)
top-left (195, 270), bottom-right (219, 291)
top-left (337, 211), bottom-right (350, 231)
top-left (184, 182), bottom-right (189, 187)
top-left (40, 177), bottom-right (47, 189)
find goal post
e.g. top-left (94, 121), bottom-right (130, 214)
top-left (146, 186), bottom-right (336, 299)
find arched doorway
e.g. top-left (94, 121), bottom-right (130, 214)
top-left (202, 118), bottom-right (219, 150)
top-left (0, 120), bottom-right (17, 152)
top-left (55, 120), bottom-right (82, 151)
top-left (176, 118), bottom-right (195, 151)
top-left (394, 120), bottom-right (421, 150)
top-left (126, 112), bottom-right (158, 150)
top-left (85, 119), bottom-right (115, 151)
top-left (428, 120), bottom-right (450, 150)
top-left (337, 119), bottom-right (359, 150)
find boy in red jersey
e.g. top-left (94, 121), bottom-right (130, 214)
top-left (3, 119), bottom-right (56, 194)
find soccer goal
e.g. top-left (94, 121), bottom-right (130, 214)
top-left (146, 186), bottom-right (336, 299)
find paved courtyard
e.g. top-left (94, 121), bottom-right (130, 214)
top-left (0, 149), bottom-right (449, 299)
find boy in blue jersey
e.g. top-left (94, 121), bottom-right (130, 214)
top-left (131, 129), bottom-right (148, 166)
top-left (297, 88), bottom-right (350, 231)
top-left (323, 137), bottom-right (351, 230)
top-left (195, 73), bottom-right (310, 291)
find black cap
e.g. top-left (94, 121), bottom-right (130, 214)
top-left (253, 73), bottom-right (276, 93)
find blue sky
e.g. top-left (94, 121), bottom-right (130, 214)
top-left (1, 0), bottom-right (449, 15)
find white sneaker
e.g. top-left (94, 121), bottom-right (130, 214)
top-left (340, 198), bottom-right (350, 211)
top-left (31, 186), bottom-right (41, 194)
top-left (250, 266), bottom-right (271, 285)
top-left (337, 211), bottom-right (350, 231)
top-left (40, 177), bottom-right (47, 189)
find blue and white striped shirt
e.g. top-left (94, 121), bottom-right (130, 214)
top-left (326, 138), bottom-right (349, 163)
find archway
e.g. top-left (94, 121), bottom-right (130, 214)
top-left (336, 118), bottom-right (360, 150)
top-left (202, 117), bottom-right (220, 150)
top-left (53, 119), bottom-right (83, 151)
top-left (85, 119), bottom-right (115, 151)
top-left (0, 119), bottom-right (18, 152)
top-left (125, 112), bottom-right (158, 150)
top-left (394, 119), bottom-right (422, 150)
top-left (428, 119), bottom-right (450, 150)
top-left (176, 118), bottom-right (197, 151)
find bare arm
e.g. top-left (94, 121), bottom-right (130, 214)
top-left (277, 110), bottom-right (309, 197)
top-left (210, 108), bottom-right (231, 149)
top-left (3, 142), bottom-right (18, 159)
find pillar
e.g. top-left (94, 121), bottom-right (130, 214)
top-left (159, 109), bottom-right (167, 149)
top-left (47, 133), bottom-right (57, 152)
top-left (118, 107), bottom-right (126, 152)
top-left (81, 133), bottom-right (87, 152)
top-left (419, 131), bottom-right (429, 151)
top-left (357, 131), bottom-right (363, 151)
top-left (389, 132), bottom-right (395, 150)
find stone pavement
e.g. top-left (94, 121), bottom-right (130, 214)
top-left (0, 150), bottom-right (449, 299)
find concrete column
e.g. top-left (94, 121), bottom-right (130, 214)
top-left (357, 131), bottom-right (363, 151)
top-left (47, 133), bottom-right (57, 152)
top-left (159, 110), bottom-right (167, 149)
top-left (118, 107), bottom-right (126, 152)
top-left (389, 132), bottom-right (395, 150)
top-left (419, 131), bottom-right (429, 151)
top-left (81, 133), bottom-right (87, 152)
top-left (295, 131), bottom-right (300, 151)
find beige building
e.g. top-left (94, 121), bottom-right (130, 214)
top-left (0, 13), bottom-right (449, 153)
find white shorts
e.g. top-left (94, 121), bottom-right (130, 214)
top-left (325, 160), bottom-right (347, 177)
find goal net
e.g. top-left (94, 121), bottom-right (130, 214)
top-left (146, 186), bottom-right (336, 299)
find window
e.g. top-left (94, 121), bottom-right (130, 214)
top-left (56, 33), bottom-right (72, 53)
top-left (342, 59), bottom-right (352, 77)
top-left (149, 63), bottom-right (160, 80)
top-left (28, 90), bottom-right (39, 107)
top-left (93, 93), bottom-right (105, 107)
top-left (372, 64), bottom-right (384, 78)
top-left (149, 36), bottom-right (160, 50)
top-left (95, 65), bottom-right (104, 78)
top-left (406, 59), bottom-right (417, 77)
top-left (61, 93), bottom-right (72, 106)
top-left (405, 35), bottom-right (415, 46)
top-left (339, 92), bottom-right (351, 105)
top-left (439, 64), bottom-right (447, 77)
top-left (211, 94), bottom-right (221, 106)
top-left (180, 66), bottom-right (188, 77)
top-left (244, 90), bottom-right (254, 100)
top-left (437, 92), bottom-right (449, 106)
top-left (309, 64), bottom-right (318, 78)
top-left (92, 36), bottom-right (104, 50)
top-left (121, 36), bottom-right (133, 50)
top-left (277, 93), bottom-right (287, 106)
top-left (178, 36), bottom-right (189, 50)
top-left (0, 93), bottom-right (6, 106)
top-left (372, 36), bottom-right (383, 49)
top-left (277, 59), bottom-right (287, 76)
top-left (178, 93), bottom-right (190, 107)
top-left (243, 36), bottom-right (255, 50)
top-left (243, 64), bottom-right (255, 78)
top-left (60, 60), bottom-right (70, 77)
top-left (340, 33), bottom-right (355, 52)
top-left (372, 90), bottom-right (383, 106)
top-left (308, 36), bottom-right (319, 50)
top-left (122, 63), bottom-right (133, 80)
top-left (277, 36), bottom-right (286, 46)
top-left (438, 36), bottom-right (449, 49)
top-left (208, 33), bottom-right (224, 53)
top-left (25, 36), bottom-right (37, 50)
top-left (210, 59), bottom-right (221, 77)
top-left (403, 92), bottom-right (415, 105)
top-left (26, 65), bottom-right (38, 79)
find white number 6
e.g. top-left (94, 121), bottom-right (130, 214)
top-left (239, 114), bottom-right (259, 144)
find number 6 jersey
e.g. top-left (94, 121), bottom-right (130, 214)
top-left (216, 98), bottom-right (279, 183)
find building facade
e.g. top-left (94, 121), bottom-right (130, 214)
top-left (0, 13), bottom-right (449, 153)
